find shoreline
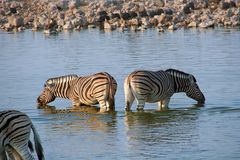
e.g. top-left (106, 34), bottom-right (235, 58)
top-left (0, 0), bottom-right (239, 33)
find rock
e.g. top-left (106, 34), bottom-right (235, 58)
top-left (110, 13), bottom-right (121, 19)
top-left (88, 24), bottom-right (96, 28)
top-left (231, 15), bottom-right (240, 26)
top-left (48, 2), bottom-right (58, 12)
top-left (57, 0), bottom-right (70, 10)
top-left (8, 16), bottom-right (24, 27)
top-left (63, 21), bottom-right (73, 30)
top-left (18, 26), bottom-right (25, 32)
top-left (0, 9), bottom-right (5, 16)
top-left (168, 24), bottom-right (178, 30)
top-left (69, 0), bottom-right (77, 10)
top-left (121, 12), bottom-right (131, 20)
top-left (226, 8), bottom-right (234, 17)
top-left (129, 11), bottom-right (138, 19)
top-left (104, 20), bottom-right (113, 30)
top-left (199, 20), bottom-right (214, 28)
top-left (96, 10), bottom-right (109, 23)
top-left (158, 14), bottom-right (166, 23)
top-left (188, 21), bottom-right (197, 27)
top-left (183, 2), bottom-right (195, 14)
top-left (10, 7), bottom-right (17, 14)
top-left (4, 23), bottom-right (13, 31)
top-left (157, 27), bottom-right (164, 32)
top-left (148, 8), bottom-right (164, 17)
top-left (129, 18), bottom-right (139, 26)
top-left (164, 8), bottom-right (173, 15)
top-left (221, 2), bottom-right (231, 10)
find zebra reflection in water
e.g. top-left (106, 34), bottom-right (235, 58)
top-left (124, 69), bottom-right (205, 111)
top-left (37, 72), bottom-right (117, 113)
top-left (0, 110), bottom-right (44, 160)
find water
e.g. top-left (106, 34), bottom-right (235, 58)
top-left (0, 28), bottom-right (240, 159)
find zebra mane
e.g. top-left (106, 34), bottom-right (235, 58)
top-left (165, 69), bottom-right (196, 82)
top-left (45, 74), bottom-right (78, 85)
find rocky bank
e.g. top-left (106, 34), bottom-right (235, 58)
top-left (0, 0), bottom-right (239, 33)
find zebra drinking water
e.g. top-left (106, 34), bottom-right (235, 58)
top-left (37, 72), bottom-right (117, 113)
top-left (124, 69), bottom-right (205, 111)
top-left (0, 110), bottom-right (44, 160)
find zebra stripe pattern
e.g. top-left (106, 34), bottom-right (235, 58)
top-left (124, 69), bottom-right (205, 111)
top-left (0, 110), bottom-right (44, 160)
top-left (37, 72), bottom-right (117, 112)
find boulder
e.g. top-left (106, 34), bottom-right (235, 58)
top-left (188, 21), bottom-right (197, 27)
top-left (8, 15), bottom-right (24, 27)
top-left (183, 2), bottom-right (195, 14)
top-left (63, 21), bottom-right (73, 30)
top-left (199, 19), bottom-right (214, 28)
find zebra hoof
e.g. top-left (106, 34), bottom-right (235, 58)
top-left (136, 107), bottom-right (144, 111)
top-left (125, 107), bottom-right (131, 112)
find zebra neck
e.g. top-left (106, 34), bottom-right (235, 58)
top-left (52, 83), bottom-right (72, 99)
top-left (172, 78), bottom-right (189, 93)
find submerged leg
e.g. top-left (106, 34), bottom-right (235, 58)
top-left (136, 99), bottom-right (146, 111)
top-left (6, 144), bottom-right (34, 160)
top-left (157, 98), bottom-right (170, 111)
top-left (71, 98), bottom-right (81, 106)
top-left (124, 79), bottom-right (135, 111)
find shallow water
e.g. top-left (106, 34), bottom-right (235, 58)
top-left (0, 28), bottom-right (240, 159)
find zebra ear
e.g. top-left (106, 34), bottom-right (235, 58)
top-left (188, 75), bottom-right (196, 84)
top-left (45, 80), bottom-right (55, 88)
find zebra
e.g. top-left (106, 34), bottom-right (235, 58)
top-left (37, 72), bottom-right (117, 113)
top-left (0, 110), bottom-right (44, 160)
top-left (124, 69), bottom-right (205, 111)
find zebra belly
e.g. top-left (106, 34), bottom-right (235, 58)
top-left (146, 94), bottom-right (170, 103)
top-left (79, 98), bottom-right (98, 106)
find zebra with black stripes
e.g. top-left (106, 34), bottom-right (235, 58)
top-left (37, 72), bottom-right (117, 113)
top-left (124, 69), bottom-right (205, 111)
top-left (0, 110), bottom-right (44, 160)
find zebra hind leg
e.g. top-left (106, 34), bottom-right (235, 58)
top-left (0, 148), bottom-right (7, 160)
top-left (5, 144), bottom-right (32, 160)
top-left (136, 99), bottom-right (146, 111)
top-left (124, 85), bottom-right (135, 112)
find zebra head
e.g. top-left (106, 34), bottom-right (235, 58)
top-left (166, 69), bottom-right (205, 104)
top-left (37, 80), bottom-right (56, 106)
top-left (186, 74), bottom-right (205, 104)
top-left (37, 74), bottom-right (78, 106)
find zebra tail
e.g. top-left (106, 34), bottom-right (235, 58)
top-left (124, 73), bottom-right (135, 110)
top-left (102, 72), bottom-right (115, 107)
top-left (31, 124), bottom-right (45, 160)
top-left (107, 74), bottom-right (115, 107)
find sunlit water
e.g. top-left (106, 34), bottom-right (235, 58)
top-left (0, 28), bottom-right (240, 159)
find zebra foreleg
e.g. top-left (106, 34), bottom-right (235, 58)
top-left (157, 98), bottom-right (170, 111)
top-left (71, 99), bottom-right (81, 106)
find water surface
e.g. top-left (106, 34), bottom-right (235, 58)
top-left (0, 28), bottom-right (240, 159)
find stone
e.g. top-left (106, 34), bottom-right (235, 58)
top-left (164, 8), bottom-right (173, 15)
top-left (168, 24), bottom-right (178, 30)
top-left (63, 21), bottom-right (73, 30)
top-left (221, 2), bottom-right (231, 10)
top-left (8, 16), bottom-right (24, 27)
top-left (104, 20), bottom-right (113, 30)
top-left (199, 20), bottom-right (214, 28)
top-left (188, 21), bottom-right (197, 28)
top-left (183, 2), bottom-right (195, 14)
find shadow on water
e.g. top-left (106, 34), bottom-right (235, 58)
top-left (123, 104), bottom-right (203, 158)
top-left (38, 105), bottom-right (117, 134)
